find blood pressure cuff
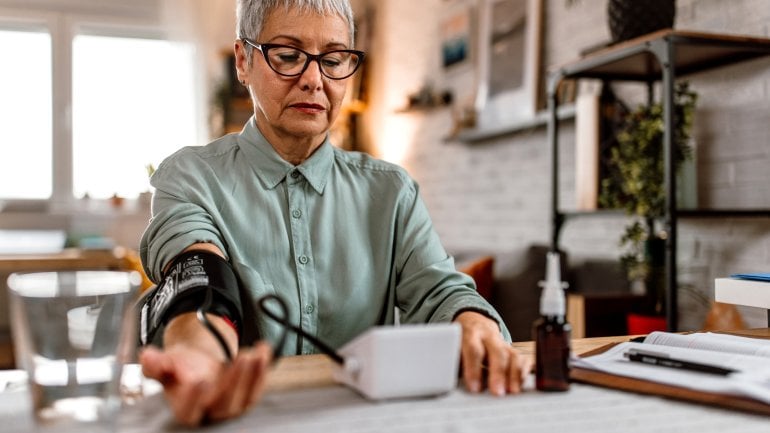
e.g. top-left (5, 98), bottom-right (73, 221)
top-left (138, 250), bottom-right (257, 347)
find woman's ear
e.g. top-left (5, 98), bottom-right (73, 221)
top-left (234, 40), bottom-right (249, 86)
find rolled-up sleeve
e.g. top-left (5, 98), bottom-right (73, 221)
top-left (139, 150), bottom-right (227, 282)
top-left (393, 176), bottom-right (512, 342)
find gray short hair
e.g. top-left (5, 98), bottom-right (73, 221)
top-left (237, 0), bottom-right (355, 62)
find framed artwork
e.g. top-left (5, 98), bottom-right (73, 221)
top-left (440, 2), bottom-right (474, 70)
top-left (473, 0), bottom-right (543, 131)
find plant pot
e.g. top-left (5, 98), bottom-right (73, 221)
top-left (627, 313), bottom-right (666, 335)
top-left (626, 313), bottom-right (666, 335)
top-left (645, 236), bottom-right (666, 314)
top-left (138, 191), bottom-right (153, 209)
top-left (607, 0), bottom-right (676, 43)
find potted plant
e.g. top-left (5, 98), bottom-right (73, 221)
top-left (138, 164), bottom-right (156, 209)
top-left (599, 81), bottom-right (697, 331)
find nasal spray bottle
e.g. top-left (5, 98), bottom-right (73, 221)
top-left (534, 251), bottom-right (571, 391)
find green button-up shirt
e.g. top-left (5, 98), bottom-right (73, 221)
top-left (140, 118), bottom-right (510, 355)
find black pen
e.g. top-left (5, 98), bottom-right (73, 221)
top-left (623, 349), bottom-right (738, 376)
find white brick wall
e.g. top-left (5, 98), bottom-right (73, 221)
top-left (371, 0), bottom-right (770, 330)
top-left (2, 0), bottom-right (765, 331)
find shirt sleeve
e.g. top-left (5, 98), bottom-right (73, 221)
top-left (392, 175), bottom-right (512, 342)
top-left (140, 150), bottom-right (228, 283)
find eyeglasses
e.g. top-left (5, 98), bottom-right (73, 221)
top-left (242, 38), bottom-right (365, 80)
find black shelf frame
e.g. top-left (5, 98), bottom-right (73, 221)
top-left (547, 30), bottom-right (770, 331)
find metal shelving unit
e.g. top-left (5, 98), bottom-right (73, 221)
top-left (547, 29), bottom-right (770, 331)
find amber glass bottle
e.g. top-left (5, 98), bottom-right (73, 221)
top-left (534, 252), bottom-right (571, 391)
top-left (534, 314), bottom-right (571, 391)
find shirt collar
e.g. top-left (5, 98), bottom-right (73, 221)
top-left (237, 117), bottom-right (333, 194)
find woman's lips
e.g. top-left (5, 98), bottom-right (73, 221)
top-left (291, 103), bottom-right (325, 114)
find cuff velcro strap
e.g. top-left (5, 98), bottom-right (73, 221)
top-left (139, 250), bottom-right (243, 346)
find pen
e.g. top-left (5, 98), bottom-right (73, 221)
top-left (623, 349), bottom-right (738, 376)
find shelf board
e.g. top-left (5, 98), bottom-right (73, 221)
top-left (558, 209), bottom-right (770, 220)
top-left (551, 29), bottom-right (770, 82)
top-left (559, 209), bottom-right (626, 219)
top-left (678, 209), bottom-right (770, 218)
top-left (455, 105), bottom-right (575, 143)
top-left (394, 103), bottom-right (451, 114)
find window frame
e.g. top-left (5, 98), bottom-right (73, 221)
top-left (0, 9), bottom-right (57, 212)
top-left (0, 6), bottom-right (204, 214)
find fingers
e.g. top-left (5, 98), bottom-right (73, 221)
top-left (202, 342), bottom-right (274, 424)
top-left (455, 312), bottom-right (528, 397)
top-left (247, 343), bottom-right (273, 407)
top-left (140, 347), bottom-right (211, 426)
top-left (504, 348), bottom-right (527, 394)
top-left (171, 381), bottom-right (212, 427)
top-left (471, 338), bottom-right (526, 396)
top-left (460, 330), bottom-right (485, 393)
top-left (484, 343), bottom-right (510, 396)
top-left (141, 342), bottom-right (273, 427)
top-left (139, 346), bottom-right (175, 385)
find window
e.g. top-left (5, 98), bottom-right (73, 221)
top-left (72, 35), bottom-right (197, 199)
top-left (0, 28), bottom-right (53, 199)
top-left (0, 13), bottom-right (201, 205)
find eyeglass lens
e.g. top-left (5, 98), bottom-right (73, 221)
top-left (265, 46), bottom-right (361, 79)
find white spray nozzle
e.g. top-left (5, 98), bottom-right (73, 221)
top-left (539, 252), bottom-right (568, 290)
top-left (539, 252), bottom-right (568, 316)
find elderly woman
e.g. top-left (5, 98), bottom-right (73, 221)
top-left (139, 0), bottom-right (530, 426)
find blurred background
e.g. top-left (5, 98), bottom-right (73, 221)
top-left (1, 0), bottom-right (769, 356)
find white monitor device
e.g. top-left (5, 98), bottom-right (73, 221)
top-left (332, 323), bottom-right (461, 400)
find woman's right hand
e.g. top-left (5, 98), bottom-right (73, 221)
top-left (139, 313), bottom-right (273, 426)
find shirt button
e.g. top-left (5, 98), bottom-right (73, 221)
top-left (292, 209), bottom-right (302, 219)
top-left (305, 304), bottom-right (314, 314)
top-left (290, 170), bottom-right (300, 179)
top-left (298, 255), bottom-right (309, 264)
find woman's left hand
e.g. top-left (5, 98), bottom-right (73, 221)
top-left (453, 311), bottom-right (532, 396)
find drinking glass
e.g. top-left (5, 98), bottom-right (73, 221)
top-left (8, 271), bottom-right (140, 432)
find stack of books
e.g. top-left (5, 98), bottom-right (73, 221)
top-left (715, 273), bottom-right (770, 310)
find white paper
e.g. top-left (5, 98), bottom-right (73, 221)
top-left (644, 331), bottom-right (770, 357)
top-left (572, 341), bottom-right (770, 404)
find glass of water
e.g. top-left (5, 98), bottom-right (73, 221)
top-left (8, 271), bottom-right (140, 432)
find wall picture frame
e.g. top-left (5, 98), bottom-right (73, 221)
top-left (473, 0), bottom-right (543, 131)
top-left (440, 2), bottom-right (474, 71)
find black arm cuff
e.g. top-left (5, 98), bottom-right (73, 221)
top-left (139, 250), bottom-right (244, 347)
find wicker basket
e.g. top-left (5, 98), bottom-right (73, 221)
top-left (607, 0), bottom-right (676, 43)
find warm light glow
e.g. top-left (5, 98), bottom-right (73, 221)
top-left (378, 115), bottom-right (418, 165)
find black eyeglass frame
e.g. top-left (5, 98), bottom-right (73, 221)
top-left (241, 38), bottom-right (365, 80)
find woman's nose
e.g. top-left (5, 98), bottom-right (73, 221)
top-left (297, 59), bottom-right (324, 90)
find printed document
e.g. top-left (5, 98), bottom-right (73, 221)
top-left (572, 332), bottom-right (770, 404)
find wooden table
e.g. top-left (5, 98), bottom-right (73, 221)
top-left (0, 247), bottom-right (130, 273)
top-left (263, 334), bottom-right (637, 392)
top-left (0, 248), bottom-right (133, 369)
top-left (3, 329), bottom-right (770, 432)
top-left (264, 329), bottom-right (770, 393)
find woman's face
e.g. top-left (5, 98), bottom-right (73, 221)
top-left (237, 7), bottom-right (351, 148)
